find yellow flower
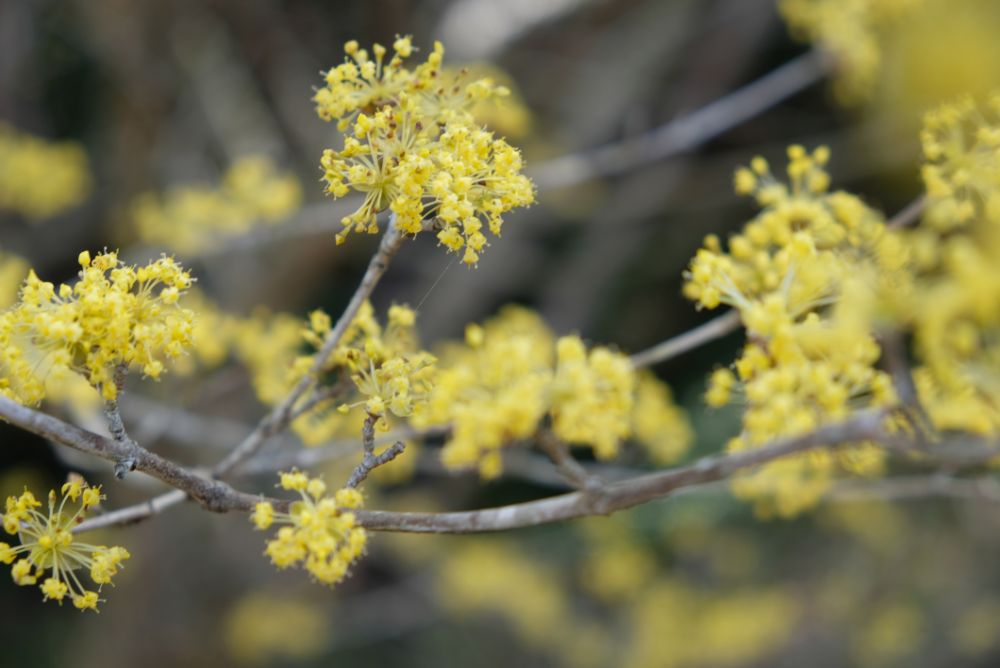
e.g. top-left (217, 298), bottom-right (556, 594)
top-left (685, 146), bottom-right (903, 516)
top-left (316, 40), bottom-right (534, 264)
top-left (414, 307), bottom-right (689, 477)
top-left (2, 481), bottom-right (130, 611)
top-left (2, 251), bottom-right (195, 403)
top-left (550, 336), bottom-right (634, 460)
top-left (252, 473), bottom-right (367, 586)
top-left (905, 92), bottom-right (1000, 435)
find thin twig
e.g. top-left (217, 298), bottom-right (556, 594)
top-left (212, 215), bottom-right (404, 478)
top-left (537, 431), bottom-right (599, 490)
top-left (827, 474), bottom-right (1000, 504)
top-left (77, 489), bottom-right (188, 531)
top-left (886, 195), bottom-right (926, 230)
top-left (880, 330), bottom-right (935, 448)
top-left (529, 50), bottom-right (829, 189)
top-left (346, 415), bottom-right (407, 488)
top-left (630, 310), bottom-right (742, 369)
top-left (239, 423), bottom-right (449, 476)
top-left (103, 364), bottom-right (139, 479)
top-left (0, 395), bottom-right (258, 516)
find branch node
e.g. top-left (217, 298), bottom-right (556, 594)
top-left (194, 481), bottom-right (236, 513)
top-left (113, 457), bottom-right (136, 480)
top-left (104, 364), bottom-right (141, 480)
top-left (347, 414), bottom-right (406, 488)
top-left (538, 431), bottom-right (603, 492)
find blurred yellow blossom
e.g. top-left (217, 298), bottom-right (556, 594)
top-left (132, 155), bottom-right (301, 254)
top-left (224, 593), bottom-right (328, 664)
top-left (438, 542), bottom-right (582, 654)
top-left (0, 250), bottom-right (28, 309)
top-left (852, 601), bottom-right (923, 667)
top-left (780, 0), bottom-right (922, 103)
top-left (626, 578), bottom-right (797, 668)
top-left (0, 122), bottom-right (91, 219)
top-left (686, 146), bottom-right (903, 516)
top-left (906, 93), bottom-right (1000, 435)
top-left (415, 306), bottom-right (690, 477)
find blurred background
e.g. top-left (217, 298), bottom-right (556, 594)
top-left (2, 0), bottom-right (1000, 666)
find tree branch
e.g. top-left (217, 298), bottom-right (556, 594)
top-left (529, 50), bottom-right (830, 189)
top-left (828, 474), bottom-right (1000, 504)
top-left (629, 310), bottom-right (741, 369)
top-left (886, 195), bottom-right (926, 230)
top-left (211, 215), bottom-right (404, 478)
top-left (348, 410), bottom-right (889, 533)
top-left (346, 415), bottom-right (407, 488)
top-left (0, 395), bottom-right (257, 515)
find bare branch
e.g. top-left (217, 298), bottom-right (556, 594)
top-left (0, 395), bottom-right (257, 515)
top-left (537, 431), bottom-right (600, 490)
top-left (239, 424), bottom-right (449, 476)
top-left (76, 489), bottom-right (188, 531)
top-left (350, 410), bottom-right (889, 533)
top-left (630, 310), bottom-right (741, 369)
top-left (530, 50), bottom-right (829, 190)
top-left (886, 195), bottom-right (926, 230)
top-left (828, 474), bottom-right (1000, 504)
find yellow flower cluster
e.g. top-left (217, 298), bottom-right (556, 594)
top-left (0, 251), bottom-right (194, 404)
top-left (550, 336), bottom-right (634, 460)
top-left (223, 593), bottom-right (327, 664)
top-left (132, 155), bottom-right (302, 254)
top-left (437, 543), bottom-right (580, 655)
top-left (626, 578), bottom-right (797, 668)
top-left (685, 146), bottom-right (904, 516)
top-left (919, 93), bottom-right (1000, 233)
top-left (779, 0), bottom-right (922, 103)
top-left (171, 295), bottom-right (433, 447)
top-left (314, 37), bottom-right (421, 130)
top-left (328, 305), bottom-right (436, 426)
top-left (251, 472), bottom-right (366, 585)
top-left (631, 372), bottom-right (694, 465)
top-left (316, 38), bottom-right (535, 264)
top-left (414, 306), bottom-right (691, 478)
top-left (907, 94), bottom-right (1000, 434)
top-left (292, 302), bottom-right (435, 440)
top-left (1, 479), bottom-right (130, 611)
top-left (0, 122), bottom-right (91, 219)
top-left (419, 308), bottom-right (553, 477)
top-left (0, 249), bottom-right (29, 309)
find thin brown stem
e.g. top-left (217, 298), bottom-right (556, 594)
top-left (530, 50), bottom-right (830, 189)
top-left (212, 215), bottom-right (404, 478)
top-left (103, 364), bottom-right (138, 479)
top-left (886, 195), bottom-right (926, 230)
top-left (537, 431), bottom-right (599, 490)
top-left (630, 310), bottom-right (741, 369)
top-left (346, 414), bottom-right (406, 488)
